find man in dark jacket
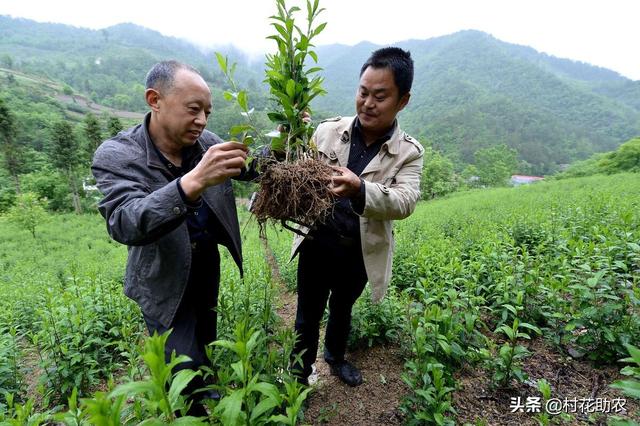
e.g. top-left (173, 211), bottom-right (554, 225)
top-left (92, 60), bottom-right (249, 415)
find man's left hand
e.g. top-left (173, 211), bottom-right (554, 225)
top-left (330, 167), bottom-right (362, 198)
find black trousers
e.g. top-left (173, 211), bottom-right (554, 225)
top-left (292, 237), bottom-right (368, 379)
top-left (143, 245), bottom-right (220, 400)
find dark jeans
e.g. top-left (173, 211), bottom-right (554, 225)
top-left (292, 236), bottom-right (368, 379)
top-left (143, 244), bottom-right (220, 402)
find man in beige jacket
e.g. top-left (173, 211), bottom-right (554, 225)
top-left (291, 47), bottom-right (424, 386)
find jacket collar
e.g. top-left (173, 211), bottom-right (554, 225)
top-left (337, 117), bottom-right (401, 156)
top-left (142, 112), bottom-right (166, 170)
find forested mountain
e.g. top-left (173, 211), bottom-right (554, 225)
top-left (314, 31), bottom-right (640, 174)
top-left (1, 17), bottom-right (638, 175)
top-left (0, 16), bottom-right (260, 112)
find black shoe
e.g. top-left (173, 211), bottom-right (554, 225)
top-left (328, 360), bottom-right (363, 387)
top-left (201, 389), bottom-right (222, 401)
top-left (184, 389), bottom-right (220, 418)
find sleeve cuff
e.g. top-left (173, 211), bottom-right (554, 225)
top-left (350, 178), bottom-right (366, 215)
top-left (176, 177), bottom-right (202, 209)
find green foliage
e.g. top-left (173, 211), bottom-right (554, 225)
top-left (49, 120), bottom-right (83, 213)
top-left (399, 286), bottom-right (484, 425)
top-left (393, 173), bottom-right (640, 424)
top-left (599, 137), bottom-right (640, 173)
top-left (215, 53), bottom-right (266, 149)
top-left (2, 16), bottom-right (640, 176)
top-left (62, 84), bottom-right (74, 96)
top-left (0, 213), bottom-right (141, 409)
top-left (609, 345), bottom-right (640, 426)
top-left (421, 147), bottom-right (460, 199)
top-left (0, 394), bottom-right (52, 425)
top-left (263, 0), bottom-right (327, 161)
top-left (0, 97), bottom-right (23, 192)
top-left (106, 116), bottom-right (123, 138)
top-left (348, 288), bottom-right (406, 349)
top-left (207, 321), bottom-right (310, 425)
top-left (0, 326), bottom-right (22, 407)
top-left (31, 275), bottom-right (143, 404)
top-left (400, 362), bottom-right (456, 426)
top-left (6, 192), bottom-right (48, 238)
top-left (611, 344), bottom-right (640, 399)
top-left (556, 136), bottom-right (640, 178)
top-left (486, 318), bottom-right (540, 388)
top-left (83, 113), bottom-right (103, 161)
top-left (21, 168), bottom-right (73, 212)
top-left (81, 331), bottom-right (206, 423)
top-left (562, 268), bottom-right (639, 363)
top-left (49, 120), bottom-right (81, 170)
top-left (0, 176), bottom-right (16, 213)
top-left (474, 144), bottom-right (518, 187)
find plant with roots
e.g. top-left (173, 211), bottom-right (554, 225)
top-left (217, 0), bottom-right (334, 232)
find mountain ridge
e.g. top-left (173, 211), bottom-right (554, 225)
top-left (1, 16), bottom-right (638, 174)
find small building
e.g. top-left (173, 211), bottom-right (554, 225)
top-left (510, 175), bottom-right (544, 186)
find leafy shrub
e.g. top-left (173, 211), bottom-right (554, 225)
top-left (348, 287), bottom-right (406, 350)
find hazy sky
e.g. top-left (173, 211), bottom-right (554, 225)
top-left (1, 0), bottom-right (638, 80)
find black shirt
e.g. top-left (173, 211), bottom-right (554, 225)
top-left (317, 118), bottom-right (396, 240)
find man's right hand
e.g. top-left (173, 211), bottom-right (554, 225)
top-left (180, 142), bottom-right (248, 201)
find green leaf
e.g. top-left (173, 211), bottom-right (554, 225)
top-left (249, 398), bottom-right (279, 422)
top-left (213, 339), bottom-right (238, 352)
top-left (172, 417), bottom-right (208, 425)
top-left (271, 23), bottom-right (289, 40)
top-left (168, 369), bottom-right (200, 406)
top-left (110, 380), bottom-right (156, 398)
top-left (518, 322), bottom-right (541, 335)
top-left (438, 339), bottom-right (451, 355)
top-left (312, 22), bottom-right (327, 37)
top-left (502, 304), bottom-right (518, 316)
top-left (624, 344), bottom-right (640, 365)
top-left (237, 91), bottom-right (248, 111)
top-left (285, 79), bottom-right (296, 99)
top-left (231, 360), bottom-right (244, 380)
top-left (230, 125), bottom-right (253, 136)
top-left (214, 389), bottom-right (246, 425)
top-left (266, 70), bottom-right (285, 81)
top-left (215, 52), bottom-right (227, 74)
top-left (610, 380), bottom-right (640, 399)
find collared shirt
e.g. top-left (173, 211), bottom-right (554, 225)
top-left (318, 118), bottom-right (396, 240)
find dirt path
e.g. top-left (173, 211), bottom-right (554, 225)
top-left (260, 236), bottom-right (409, 425)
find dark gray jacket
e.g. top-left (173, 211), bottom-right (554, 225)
top-left (91, 113), bottom-right (243, 328)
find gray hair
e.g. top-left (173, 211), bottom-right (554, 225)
top-left (145, 60), bottom-right (200, 93)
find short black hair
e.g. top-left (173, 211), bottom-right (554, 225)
top-left (360, 47), bottom-right (414, 98)
top-left (145, 60), bottom-right (199, 93)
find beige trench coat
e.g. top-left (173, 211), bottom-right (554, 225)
top-left (291, 116), bottom-right (424, 302)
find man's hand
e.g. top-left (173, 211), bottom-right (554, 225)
top-left (330, 166), bottom-right (362, 198)
top-left (180, 142), bottom-right (248, 201)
